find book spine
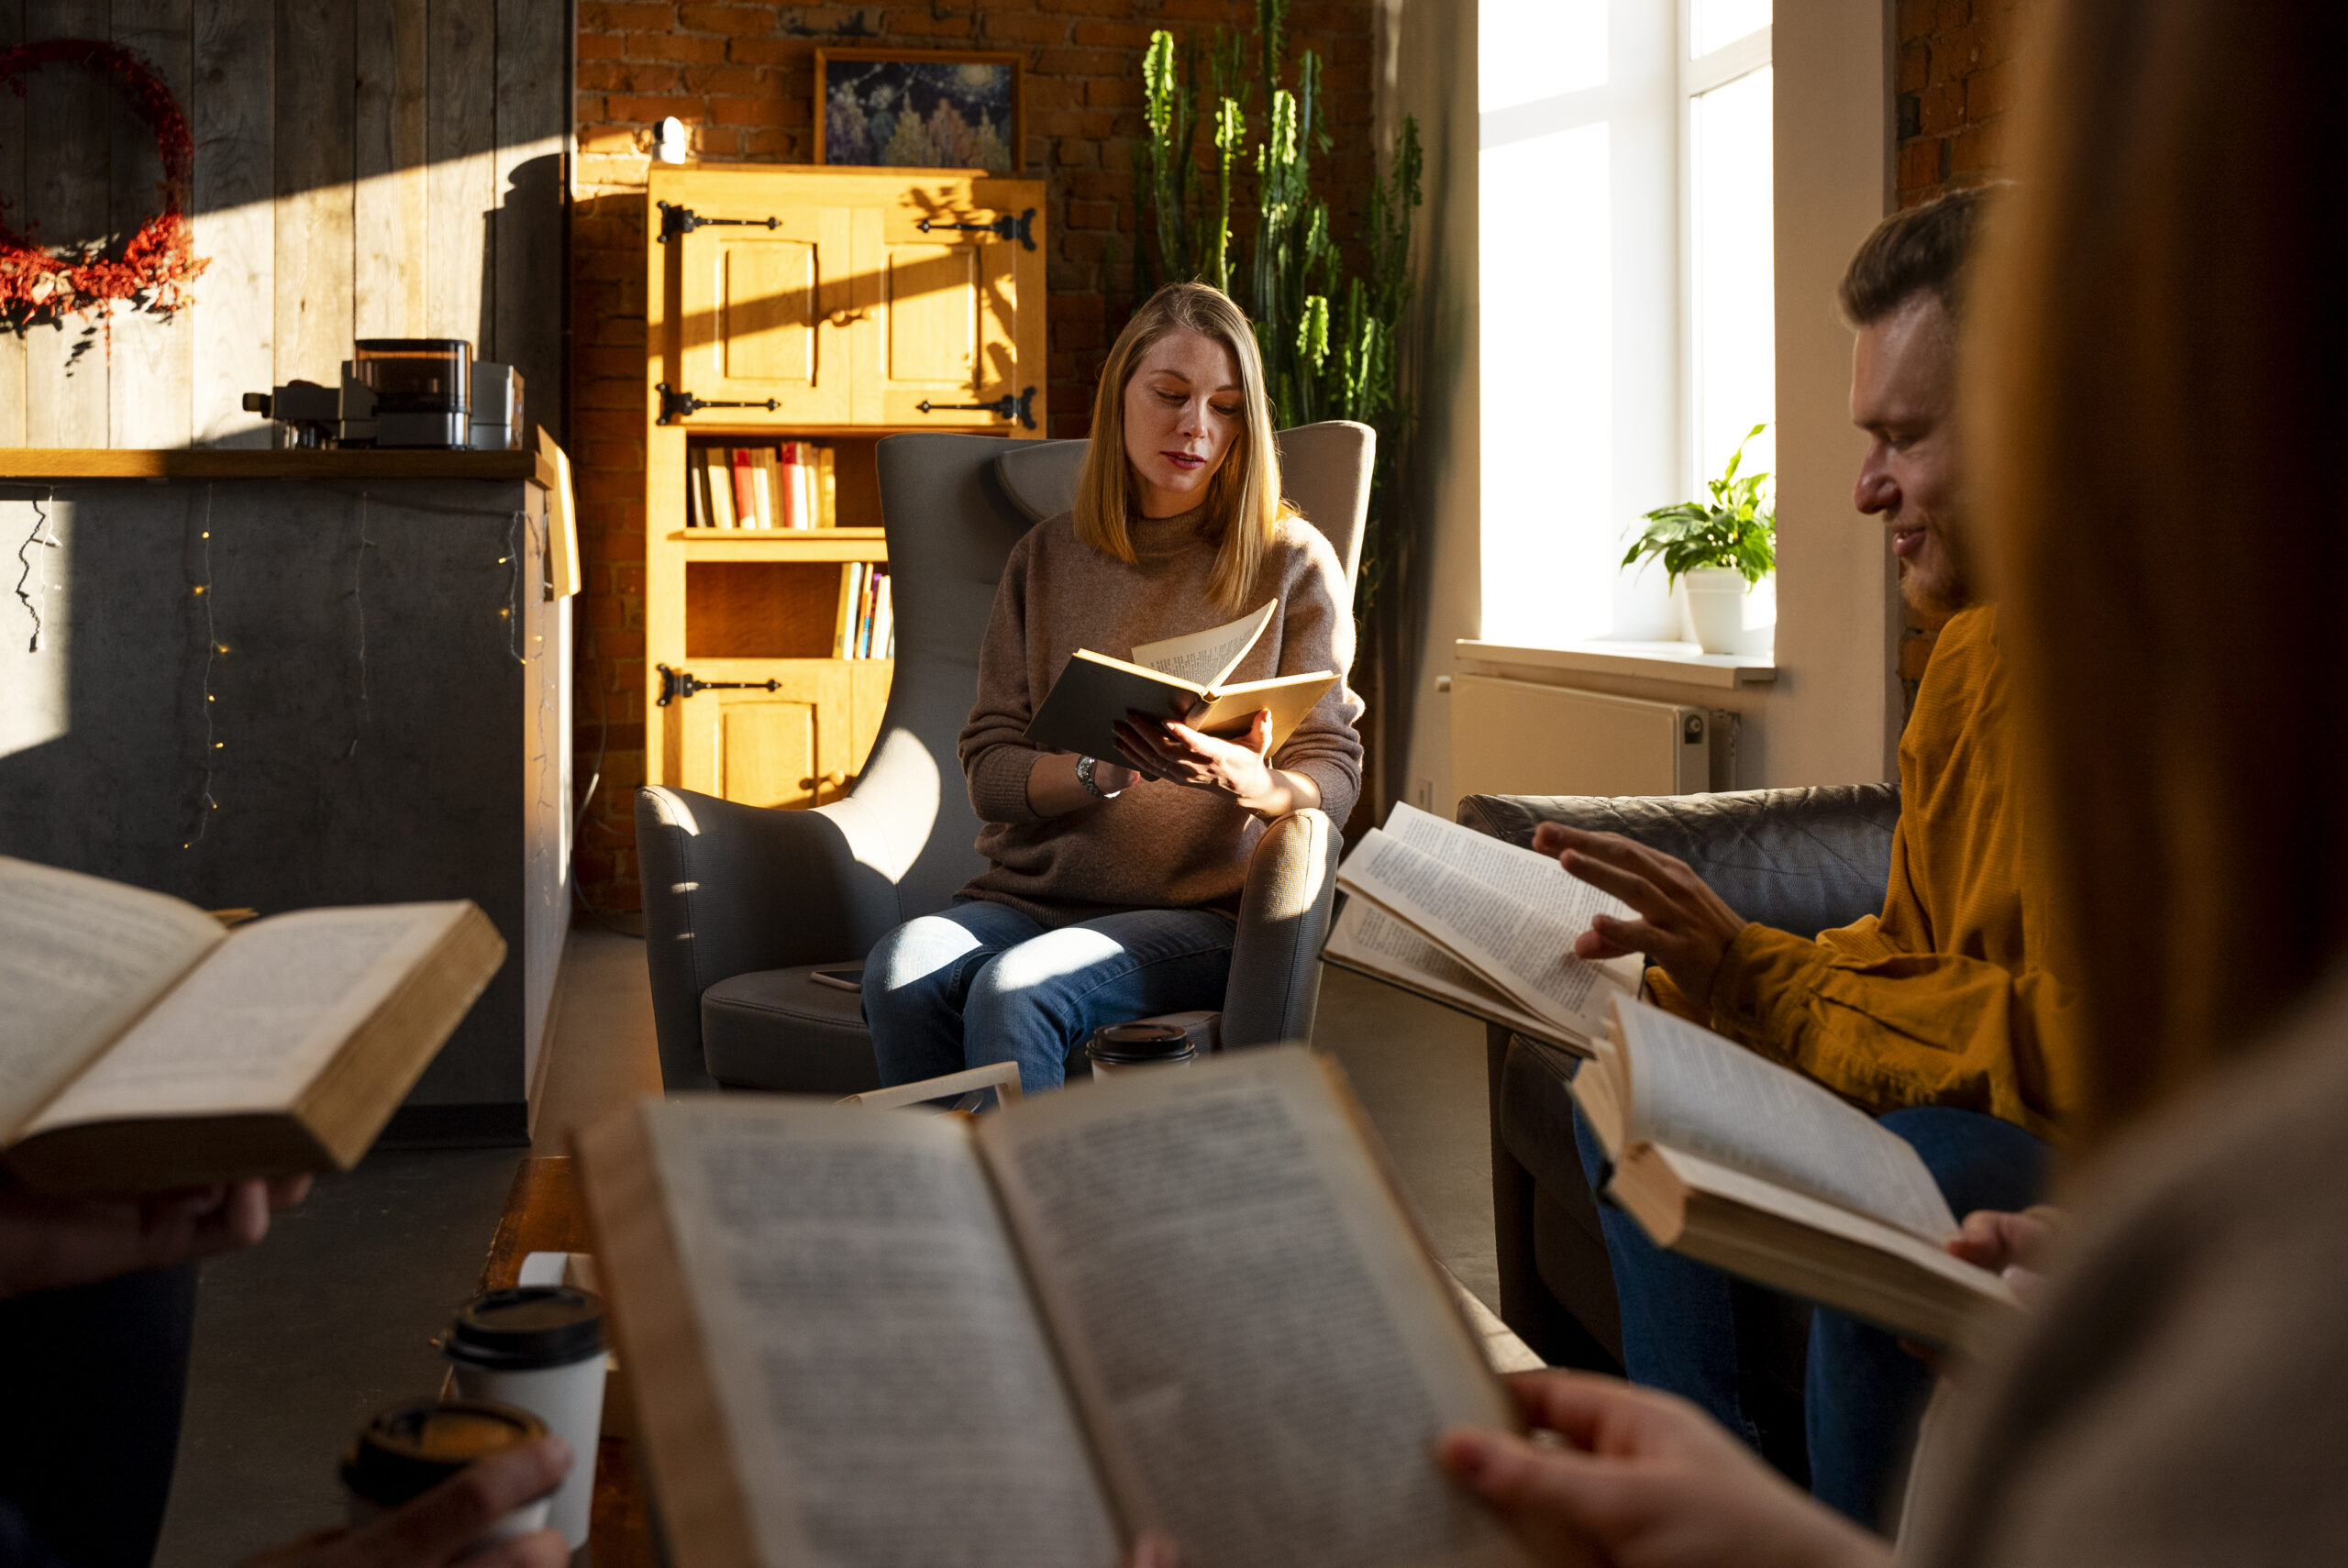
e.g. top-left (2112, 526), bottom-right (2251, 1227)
top-left (796, 444), bottom-right (815, 529)
top-left (779, 441), bottom-right (807, 530)
top-left (732, 449), bottom-right (758, 528)
top-left (836, 562), bottom-right (862, 658)
top-left (815, 445), bottom-right (836, 528)
top-left (684, 449), bottom-right (704, 527)
top-left (874, 570), bottom-right (892, 659)
top-left (858, 565), bottom-right (878, 658)
top-left (707, 449), bottom-right (736, 529)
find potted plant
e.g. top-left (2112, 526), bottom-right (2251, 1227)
top-left (1622, 424), bottom-right (1776, 654)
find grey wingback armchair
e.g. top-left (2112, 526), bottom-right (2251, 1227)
top-left (1465, 783), bottom-right (1901, 1465)
top-left (637, 423), bottom-right (1374, 1094)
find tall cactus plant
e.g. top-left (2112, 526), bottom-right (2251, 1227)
top-left (1133, 0), bottom-right (1423, 615)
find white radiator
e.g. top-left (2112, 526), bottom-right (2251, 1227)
top-left (1450, 675), bottom-right (1722, 801)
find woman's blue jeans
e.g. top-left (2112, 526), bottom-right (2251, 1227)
top-left (865, 898), bottom-right (1235, 1094)
top-left (1572, 1099), bottom-right (2050, 1529)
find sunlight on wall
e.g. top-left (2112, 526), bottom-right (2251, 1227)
top-left (0, 499), bottom-right (68, 760)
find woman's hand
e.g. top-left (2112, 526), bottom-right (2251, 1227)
top-left (237, 1437), bottom-right (570, 1568)
top-left (1438, 1371), bottom-right (1891, 1568)
top-left (1110, 710), bottom-right (1320, 818)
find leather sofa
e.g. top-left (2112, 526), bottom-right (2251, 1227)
top-left (1459, 784), bottom-right (1901, 1441)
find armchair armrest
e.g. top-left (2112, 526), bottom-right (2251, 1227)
top-left (636, 786), bottom-right (903, 1092)
top-left (1220, 808), bottom-right (1340, 1049)
top-left (1456, 784), bottom-right (1901, 940)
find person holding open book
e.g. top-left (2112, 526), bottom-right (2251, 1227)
top-left (864, 282), bottom-right (1363, 1094)
top-left (1432, 1), bottom-right (2348, 1562)
top-left (1536, 187), bottom-right (2079, 1523)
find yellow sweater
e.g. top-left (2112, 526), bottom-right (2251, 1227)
top-left (1651, 605), bottom-right (2086, 1143)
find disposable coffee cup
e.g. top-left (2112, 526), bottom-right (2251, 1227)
top-left (341, 1398), bottom-right (552, 1540)
top-left (446, 1285), bottom-right (608, 1550)
top-left (1087, 1022), bottom-right (1198, 1077)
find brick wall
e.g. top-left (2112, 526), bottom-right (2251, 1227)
top-left (1892, 0), bottom-right (2034, 691)
top-left (567, 3), bottom-right (1376, 911)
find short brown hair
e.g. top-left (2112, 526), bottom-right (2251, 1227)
top-left (1838, 184), bottom-right (1999, 326)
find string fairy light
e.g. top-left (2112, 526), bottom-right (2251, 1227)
top-left (183, 483), bottom-right (220, 849)
top-left (12, 487), bottom-right (57, 652)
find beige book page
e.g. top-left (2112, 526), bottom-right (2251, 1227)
top-left (1613, 999), bottom-right (1955, 1241)
top-left (643, 1097), bottom-right (1118, 1568)
top-left (1129, 600), bottom-right (1277, 689)
top-left (0, 859), bottom-right (226, 1137)
top-left (980, 1049), bottom-right (1525, 1568)
top-left (21, 903), bottom-right (465, 1131)
top-left (1651, 1146), bottom-right (2014, 1307)
top-left (1324, 899), bottom-right (1585, 1051)
top-left (1338, 814), bottom-right (1640, 1038)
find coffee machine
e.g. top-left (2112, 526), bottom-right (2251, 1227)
top-left (244, 338), bottom-right (523, 450)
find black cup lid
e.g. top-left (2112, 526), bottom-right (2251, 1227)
top-left (446, 1285), bottom-right (604, 1369)
top-left (341, 1398), bottom-right (545, 1507)
top-left (1089, 1022), bottom-right (1196, 1064)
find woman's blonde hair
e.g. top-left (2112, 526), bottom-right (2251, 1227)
top-left (1074, 282), bottom-right (1288, 616)
top-left (1971, 0), bottom-right (2348, 1145)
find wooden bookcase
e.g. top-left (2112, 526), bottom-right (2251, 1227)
top-left (642, 165), bottom-right (1047, 809)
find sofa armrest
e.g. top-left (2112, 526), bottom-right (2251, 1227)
top-left (1219, 808), bottom-right (1340, 1050)
top-left (1456, 784), bottom-right (1901, 941)
top-left (636, 786), bottom-right (902, 1092)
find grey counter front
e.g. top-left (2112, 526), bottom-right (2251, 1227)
top-left (0, 451), bottom-right (571, 1143)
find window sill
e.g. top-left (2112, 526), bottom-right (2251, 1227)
top-left (1455, 637), bottom-right (1778, 690)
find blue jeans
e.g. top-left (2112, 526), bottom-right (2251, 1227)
top-left (865, 899), bottom-right (1235, 1094)
top-left (1573, 1100), bottom-right (2050, 1529)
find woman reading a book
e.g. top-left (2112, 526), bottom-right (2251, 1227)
top-left (864, 282), bottom-right (1363, 1094)
top-left (1418, 1), bottom-right (2348, 1564)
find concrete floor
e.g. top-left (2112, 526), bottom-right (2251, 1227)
top-left (153, 929), bottom-right (1496, 1563)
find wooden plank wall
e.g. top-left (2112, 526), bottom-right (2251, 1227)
top-left (0, 0), bottom-right (566, 448)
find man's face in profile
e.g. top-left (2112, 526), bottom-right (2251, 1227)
top-left (1850, 293), bottom-right (1973, 615)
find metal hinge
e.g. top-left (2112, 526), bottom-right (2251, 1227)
top-left (657, 664), bottom-right (781, 706)
top-left (914, 206), bottom-right (1037, 251)
top-left (915, 385), bottom-right (1037, 430)
top-left (656, 201), bottom-right (781, 244)
top-left (656, 382), bottom-right (780, 425)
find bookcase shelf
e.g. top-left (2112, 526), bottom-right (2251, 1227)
top-left (643, 165), bottom-right (1047, 810)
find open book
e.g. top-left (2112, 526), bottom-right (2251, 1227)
top-left (0, 858), bottom-right (504, 1194)
top-left (576, 1047), bottom-right (1528, 1568)
top-left (1324, 803), bottom-right (1645, 1052)
top-left (1024, 600), bottom-right (1339, 763)
top-left (1574, 997), bottom-right (2020, 1346)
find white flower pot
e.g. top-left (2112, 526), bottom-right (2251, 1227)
top-left (1681, 567), bottom-right (1754, 655)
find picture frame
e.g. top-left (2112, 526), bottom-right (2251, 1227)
top-left (814, 49), bottom-right (1024, 175)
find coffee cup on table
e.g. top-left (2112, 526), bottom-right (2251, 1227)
top-left (445, 1285), bottom-right (609, 1551)
top-left (341, 1398), bottom-right (553, 1539)
top-left (1087, 1021), bottom-right (1198, 1077)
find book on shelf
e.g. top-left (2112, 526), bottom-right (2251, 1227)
top-left (1024, 601), bottom-right (1338, 763)
top-left (684, 451), bottom-right (705, 528)
top-left (729, 449), bottom-right (759, 529)
top-left (686, 445), bottom-right (838, 530)
top-left (574, 1046), bottom-right (1526, 1568)
top-left (833, 562), bottom-right (864, 657)
top-left (1573, 996), bottom-right (2021, 1347)
top-left (813, 444), bottom-right (836, 528)
top-left (749, 447), bottom-right (779, 530)
top-left (873, 569), bottom-right (894, 657)
top-left (0, 858), bottom-right (504, 1195)
top-left (692, 448), bottom-right (737, 530)
top-left (1321, 802), bottom-right (1642, 1053)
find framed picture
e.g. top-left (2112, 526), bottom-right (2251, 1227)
top-left (815, 49), bottom-right (1024, 174)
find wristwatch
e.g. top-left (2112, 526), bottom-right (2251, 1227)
top-left (1076, 756), bottom-right (1124, 800)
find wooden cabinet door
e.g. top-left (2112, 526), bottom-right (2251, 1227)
top-left (857, 180), bottom-right (1043, 430)
top-left (675, 208), bottom-right (855, 427)
top-left (671, 665), bottom-right (854, 809)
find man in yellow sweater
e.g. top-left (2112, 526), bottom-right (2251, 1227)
top-left (1545, 187), bottom-right (2077, 1527)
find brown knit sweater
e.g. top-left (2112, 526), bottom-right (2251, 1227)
top-left (957, 504), bottom-right (1364, 926)
top-left (1906, 965), bottom-right (2348, 1564)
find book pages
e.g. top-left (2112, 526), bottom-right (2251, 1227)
top-left (1612, 999), bottom-right (1956, 1242)
top-left (1337, 822), bottom-right (1639, 1039)
top-left (0, 859), bottom-right (225, 1137)
top-left (645, 1098), bottom-right (1118, 1568)
top-left (1323, 899), bottom-right (1580, 1051)
top-left (1129, 600), bottom-right (1277, 690)
top-left (21, 904), bottom-right (465, 1130)
top-left (980, 1050), bottom-right (1523, 1568)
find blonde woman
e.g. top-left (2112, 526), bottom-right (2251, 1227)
top-left (865, 282), bottom-right (1364, 1094)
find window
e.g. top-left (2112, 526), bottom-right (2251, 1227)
top-left (1479, 0), bottom-right (1773, 646)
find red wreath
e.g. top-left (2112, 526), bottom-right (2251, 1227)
top-left (0, 39), bottom-right (208, 327)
